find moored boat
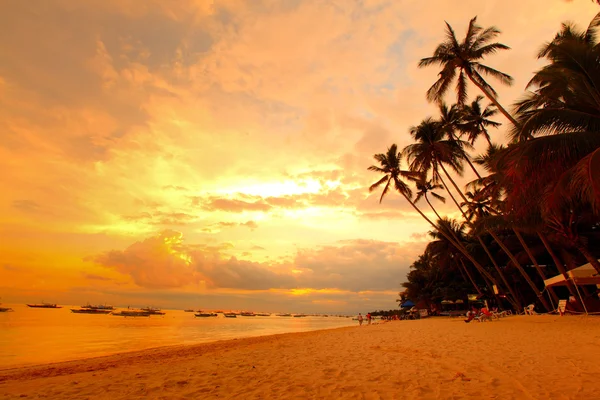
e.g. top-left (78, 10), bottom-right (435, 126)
top-left (81, 303), bottom-right (114, 310)
top-left (111, 310), bottom-right (151, 317)
top-left (223, 313), bottom-right (237, 318)
top-left (141, 307), bottom-right (165, 315)
top-left (71, 308), bottom-right (111, 314)
top-left (240, 311), bottom-right (256, 317)
top-left (183, 309), bottom-right (195, 312)
top-left (26, 302), bottom-right (61, 308)
top-left (256, 312), bottom-right (271, 317)
top-left (276, 313), bottom-right (292, 317)
top-left (194, 312), bottom-right (218, 317)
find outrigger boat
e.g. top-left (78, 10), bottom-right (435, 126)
top-left (81, 303), bottom-right (114, 310)
top-left (111, 309), bottom-right (151, 317)
top-left (26, 302), bottom-right (61, 308)
top-left (194, 312), bottom-right (218, 317)
top-left (140, 307), bottom-right (165, 315)
top-left (240, 311), bottom-right (256, 317)
top-left (71, 308), bottom-right (111, 314)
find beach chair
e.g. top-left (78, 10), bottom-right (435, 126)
top-left (475, 308), bottom-right (495, 322)
top-left (524, 304), bottom-right (538, 315)
top-left (557, 299), bottom-right (567, 316)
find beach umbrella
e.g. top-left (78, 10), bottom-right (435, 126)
top-left (401, 300), bottom-right (415, 308)
top-left (441, 300), bottom-right (455, 304)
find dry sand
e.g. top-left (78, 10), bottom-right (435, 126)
top-left (1, 315), bottom-right (599, 399)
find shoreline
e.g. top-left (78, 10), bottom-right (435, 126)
top-left (1, 316), bottom-right (599, 399)
top-left (0, 324), bottom-right (356, 374)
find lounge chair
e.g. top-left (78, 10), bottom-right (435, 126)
top-left (524, 304), bottom-right (538, 315)
top-left (475, 308), bottom-right (495, 322)
top-left (557, 299), bottom-right (567, 316)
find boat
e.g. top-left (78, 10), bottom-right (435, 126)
top-left (223, 313), bottom-right (237, 318)
top-left (111, 310), bottom-right (150, 317)
top-left (276, 313), bottom-right (292, 317)
top-left (140, 307), bottom-right (165, 315)
top-left (71, 308), bottom-right (111, 314)
top-left (240, 312), bottom-right (256, 317)
top-left (293, 314), bottom-right (306, 318)
top-left (183, 309), bottom-right (195, 312)
top-left (81, 303), bottom-right (114, 310)
top-left (256, 313), bottom-right (271, 317)
top-left (194, 312), bottom-right (218, 317)
top-left (26, 302), bottom-right (61, 308)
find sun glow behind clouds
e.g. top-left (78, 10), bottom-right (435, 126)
top-left (217, 179), bottom-right (323, 198)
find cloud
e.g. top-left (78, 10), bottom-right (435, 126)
top-left (200, 198), bottom-right (272, 213)
top-left (92, 230), bottom-right (200, 289)
top-left (82, 273), bottom-right (112, 281)
top-left (91, 231), bottom-right (422, 292)
top-left (12, 200), bottom-right (41, 213)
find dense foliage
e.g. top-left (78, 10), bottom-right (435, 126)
top-left (369, 12), bottom-right (600, 312)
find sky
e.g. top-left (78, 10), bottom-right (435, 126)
top-left (0, 0), bottom-right (597, 313)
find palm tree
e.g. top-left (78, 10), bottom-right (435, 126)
top-left (412, 175), bottom-right (446, 220)
top-left (419, 17), bottom-right (519, 127)
top-left (512, 13), bottom-right (600, 141)
top-left (458, 95), bottom-right (501, 147)
top-left (404, 118), bottom-right (471, 206)
top-left (403, 121), bottom-right (522, 308)
top-left (463, 189), bottom-right (552, 311)
top-left (427, 219), bottom-right (484, 296)
top-left (368, 144), bottom-right (502, 288)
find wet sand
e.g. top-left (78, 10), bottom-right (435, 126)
top-left (1, 315), bottom-right (599, 399)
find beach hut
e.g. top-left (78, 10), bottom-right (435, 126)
top-left (544, 262), bottom-right (600, 314)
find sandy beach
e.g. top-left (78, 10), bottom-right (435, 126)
top-left (1, 316), bottom-right (599, 399)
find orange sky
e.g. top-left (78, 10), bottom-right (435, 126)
top-left (0, 1), bottom-right (597, 312)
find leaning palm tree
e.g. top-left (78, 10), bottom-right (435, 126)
top-left (404, 117), bottom-right (471, 207)
top-left (419, 17), bottom-right (519, 127)
top-left (411, 174), bottom-right (446, 220)
top-left (368, 144), bottom-right (502, 289)
top-left (463, 189), bottom-right (552, 311)
top-left (458, 95), bottom-right (501, 147)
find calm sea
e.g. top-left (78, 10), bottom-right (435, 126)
top-left (0, 304), bottom-right (355, 369)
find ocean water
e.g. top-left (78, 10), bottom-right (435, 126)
top-left (0, 305), bottom-right (355, 369)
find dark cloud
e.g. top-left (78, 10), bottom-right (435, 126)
top-left (82, 273), bottom-right (112, 281)
top-left (12, 200), bottom-right (41, 213)
top-left (92, 231), bottom-right (422, 292)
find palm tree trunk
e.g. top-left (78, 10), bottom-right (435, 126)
top-left (537, 232), bottom-right (579, 299)
top-left (514, 231), bottom-right (560, 306)
top-left (487, 230), bottom-right (552, 312)
top-left (437, 171), bottom-right (520, 310)
top-left (424, 194), bottom-right (443, 221)
top-left (439, 163), bottom-right (469, 204)
top-left (465, 71), bottom-right (521, 129)
top-left (398, 191), bottom-right (498, 285)
top-left (449, 132), bottom-right (483, 180)
top-left (457, 258), bottom-right (483, 296)
top-left (476, 236), bottom-right (521, 310)
top-left (484, 132), bottom-right (493, 147)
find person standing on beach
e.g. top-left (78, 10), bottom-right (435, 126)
top-left (357, 313), bottom-right (363, 326)
top-left (366, 312), bottom-right (372, 325)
